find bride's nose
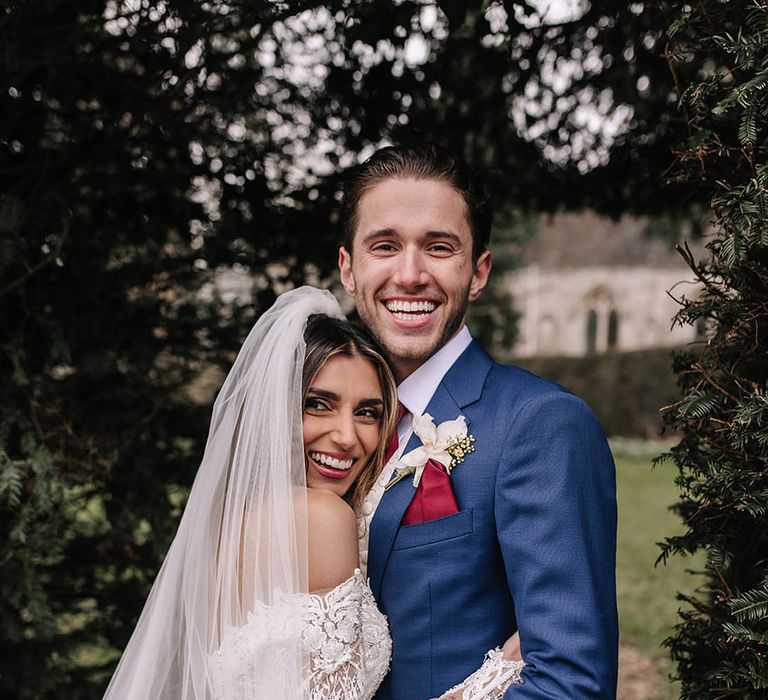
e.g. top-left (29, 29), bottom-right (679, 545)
top-left (331, 411), bottom-right (357, 450)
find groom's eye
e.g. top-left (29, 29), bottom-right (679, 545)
top-left (370, 242), bottom-right (397, 253)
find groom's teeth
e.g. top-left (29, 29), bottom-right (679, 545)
top-left (310, 452), bottom-right (354, 470)
top-left (385, 300), bottom-right (437, 316)
top-left (391, 310), bottom-right (430, 320)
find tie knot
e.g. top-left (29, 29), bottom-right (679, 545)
top-left (384, 402), bottom-right (409, 464)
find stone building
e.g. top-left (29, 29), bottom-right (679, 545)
top-left (507, 211), bottom-right (706, 358)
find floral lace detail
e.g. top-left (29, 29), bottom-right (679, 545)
top-left (436, 648), bottom-right (524, 700)
top-left (209, 570), bottom-right (391, 699)
top-left (357, 449), bottom-right (402, 577)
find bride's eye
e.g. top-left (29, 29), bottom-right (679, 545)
top-left (356, 406), bottom-right (382, 421)
top-left (304, 398), bottom-right (329, 412)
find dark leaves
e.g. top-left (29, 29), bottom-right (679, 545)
top-left (661, 2), bottom-right (768, 697)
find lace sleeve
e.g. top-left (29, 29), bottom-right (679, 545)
top-left (434, 648), bottom-right (524, 700)
top-left (208, 572), bottom-right (390, 700)
top-left (303, 571), bottom-right (391, 700)
top-left (302, 580), bottom-right (364, 698)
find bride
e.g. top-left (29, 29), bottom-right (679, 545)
top-left (103, 287), bottom-right (397, 699)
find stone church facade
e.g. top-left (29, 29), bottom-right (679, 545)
top-left (505, 211), bottom-right (705, 358)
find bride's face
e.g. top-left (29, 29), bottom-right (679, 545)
top-left (303, 354), bottom-right (384, 497)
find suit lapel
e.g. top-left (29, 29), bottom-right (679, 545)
top-left (368, 341), bottom-right (494, 598)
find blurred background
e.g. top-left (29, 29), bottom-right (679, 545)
top-left (2, 1), bottom-right (727, 698)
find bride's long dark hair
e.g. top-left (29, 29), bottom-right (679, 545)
top-left (302, 315), bottom-right (398, 506)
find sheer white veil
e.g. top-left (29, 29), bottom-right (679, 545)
top-left (103, 286), bottom-right (345, 699)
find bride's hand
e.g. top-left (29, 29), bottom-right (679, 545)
top-left (430, 634), bottom-right (524, 699)
top-left (502, 632), bottom-right (522, 661)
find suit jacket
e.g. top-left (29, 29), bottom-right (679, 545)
top-left (369, 341), bottom-right (618, 699)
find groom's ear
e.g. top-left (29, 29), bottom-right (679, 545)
top-left (338, 247), bottom-right (355, 294)
top-left (468, 250), bottom-right (492, 301)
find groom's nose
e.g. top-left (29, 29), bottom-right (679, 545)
top-left (393, 249), bottom-right (429, 288)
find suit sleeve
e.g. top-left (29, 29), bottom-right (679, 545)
top-left (495, 391), bottom-right (618, 699)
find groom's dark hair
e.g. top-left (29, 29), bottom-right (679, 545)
top-left (341, 142), bottom-right (492, 262)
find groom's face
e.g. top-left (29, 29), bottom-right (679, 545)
top-left (338, 177), bottom-right (491, 381)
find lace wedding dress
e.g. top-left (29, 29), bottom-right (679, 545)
top-left (209, 570), bottom-right (391, 700)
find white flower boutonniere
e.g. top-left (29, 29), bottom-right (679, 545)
top-left (385, 413), bottom-right (476, 490)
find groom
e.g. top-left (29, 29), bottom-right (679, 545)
top-left (338, 143), bottom-right (618, 699)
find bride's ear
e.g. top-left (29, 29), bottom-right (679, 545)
top-left (338, 247), bottom-right (355, 294)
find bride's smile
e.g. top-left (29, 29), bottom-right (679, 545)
top-left (308, 451), bottom-right (355, 473)
top-left (303, 353), bottom-right (384, 497)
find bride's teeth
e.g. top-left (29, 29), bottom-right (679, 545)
top-left (310, 452), bottom-right (353, 470)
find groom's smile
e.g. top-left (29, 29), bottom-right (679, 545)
top-left (384, 297), bottom-right (438, 323)
top-left (339, 177), bottom-right (491, 381)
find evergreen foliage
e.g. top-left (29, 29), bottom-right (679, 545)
top-left (317, 0), bottom-right (695, 219)
top-left (0, 2), bottom-right (344, 697)
top-left (659, 2), bottom-right (768, 696)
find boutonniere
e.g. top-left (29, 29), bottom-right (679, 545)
top-left (385, 413), bottom-right (476, 490)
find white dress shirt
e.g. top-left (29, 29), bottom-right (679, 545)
top-left (356, 326), bottom-right (473, 576)
top-left (395, 325), bottom-right (473, 445)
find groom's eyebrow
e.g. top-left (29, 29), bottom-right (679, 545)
top-left (425, 230), bottom-right (462, 243)
top-left (361, 228), bottom-right (462, 245)
top-left (361, 228), bottom-right (397, 244)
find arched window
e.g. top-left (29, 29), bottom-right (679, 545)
top-left (586, 309), bottom-right (598, 354)
top-left (607, 310), bottom-right (619, 349)
top-left (583, 286), bottom-right (617, 355)
top-left (538, 315), bottom-right (557, 352)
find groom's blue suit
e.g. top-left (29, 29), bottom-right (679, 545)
top-left (369, 341), bottom-right (618, 699)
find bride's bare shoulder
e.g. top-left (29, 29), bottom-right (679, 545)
top-left (306, 488), bottom-right (356, 543)
top-left (306, 486), bottom-right (354, 516)
top-left (306, 489), bottom-right (359, 593)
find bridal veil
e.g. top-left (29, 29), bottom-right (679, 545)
top-left (103, 286), bottom-right (345, 699)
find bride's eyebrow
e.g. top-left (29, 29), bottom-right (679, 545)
top-left (306, 388), bottom-right (338, 401)
top-left (357, 398), bottom-right (384, 407)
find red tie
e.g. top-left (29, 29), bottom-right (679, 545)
top-left (384, 402), bottom-right (460, 525)
top-left (402, 458), bottom-right (459, 525)
top-left (384, 402), bottom-right (408, 464)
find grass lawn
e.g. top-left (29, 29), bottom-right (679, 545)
top-left (613, 440), bottom-right (706, 699)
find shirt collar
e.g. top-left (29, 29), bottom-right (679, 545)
top-left (397, 326), bottom-right (473, 418)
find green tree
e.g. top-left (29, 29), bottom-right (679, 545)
top-left (658, 2), bottom-right (768, 697)
top-left (466, 206), bottom-right (533, 352)
top-left (0, 2), bottom-right (349, 697)
top-left (314, 0), bottom-right (699, 219)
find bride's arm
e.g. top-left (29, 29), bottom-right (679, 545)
top-left (307, 488), bottom-right (360, 593)
top-left (433, 633), bottom-right (524, 700)
top-left (502, 632), bottom-right (522, 661)
top-left (306, 490), bottom-right (377, 697)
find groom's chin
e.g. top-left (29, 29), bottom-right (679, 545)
top-left (382, 317), bottom-right (464, 364)
top-left (380, 338), bottom-right (442, 377)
